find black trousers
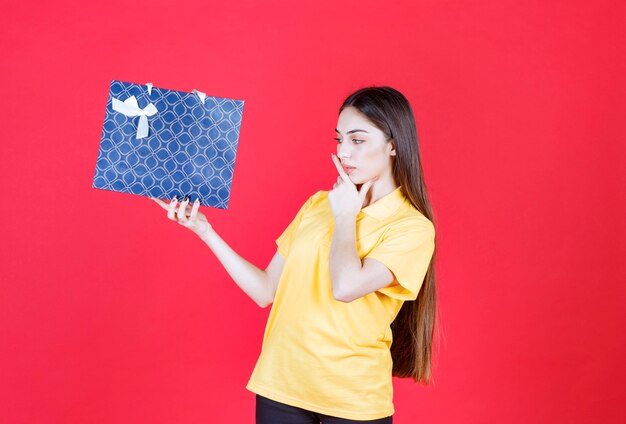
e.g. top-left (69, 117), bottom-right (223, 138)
top-left (256, 394), bottom-right (393, 424)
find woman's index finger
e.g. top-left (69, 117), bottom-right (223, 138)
top-left (190, 199), bottom-right (201, 220)
top-left (331, 154), bottom-right (352, 184)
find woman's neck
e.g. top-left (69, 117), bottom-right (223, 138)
top-left (358, 179), bottom-right (399, 208)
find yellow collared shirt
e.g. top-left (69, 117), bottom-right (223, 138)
top-left (246, 186), bottom-right (435, 420)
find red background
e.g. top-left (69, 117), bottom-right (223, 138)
top-left (1, 1), bottom-right (624, 423)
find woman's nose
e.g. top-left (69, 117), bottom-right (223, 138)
top-left (337, 142), bottom-right (352, 158)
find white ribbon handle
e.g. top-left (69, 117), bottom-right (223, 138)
top-left (192, 89), bottom-right (206, 104)
top-left (111, 95), bottom-right (158, 139)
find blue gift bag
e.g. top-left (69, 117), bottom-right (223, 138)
top-left (92, 80), bottom-right (245, 209)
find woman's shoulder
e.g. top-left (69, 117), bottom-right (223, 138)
top-left (393, 202), bottom-right (435, 234)
top-left (295, 190), bottom-right (329, 214)
top-left (308, 189), bottom-right (329, 204)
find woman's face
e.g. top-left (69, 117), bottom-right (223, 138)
top-left (334, 106), bottom-right (396, 185)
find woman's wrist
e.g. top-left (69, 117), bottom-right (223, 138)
top-left (199, 224), bottom-right (215, 243)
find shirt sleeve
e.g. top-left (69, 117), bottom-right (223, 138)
top-left (275, 192), bottom-right (316, 259)
top-left (365, 218), bottom-right (435, 301)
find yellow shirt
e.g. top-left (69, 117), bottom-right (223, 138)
top-left (246, 186), bottom-right (435, 420)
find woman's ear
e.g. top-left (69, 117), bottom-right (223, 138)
top-left (388, 139), bottom-right (397, 156)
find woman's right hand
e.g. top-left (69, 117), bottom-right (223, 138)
top-left (150, 196), bottom-right (213, 239)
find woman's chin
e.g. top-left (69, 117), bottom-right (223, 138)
top-left (354, 177), bottom-right (373, 185)
top-left (350, 173), bottom-right (366, 184)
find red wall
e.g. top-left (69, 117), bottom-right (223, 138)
top-left (1, 0), bottom-right (624, 423)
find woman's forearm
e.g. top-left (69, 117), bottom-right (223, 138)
top-left (199, 226), bottom-right (272, 307)
top-left (329, 215), bottom-right (362, 301)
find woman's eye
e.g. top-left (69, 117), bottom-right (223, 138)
top-left (334, 138), bottom-right (364, 144)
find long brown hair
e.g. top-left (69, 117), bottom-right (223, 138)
top-left (339, 86), bottom-right (439, 384)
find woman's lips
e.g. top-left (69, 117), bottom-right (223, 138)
top-left (342, 165), bottom-right (356, 174)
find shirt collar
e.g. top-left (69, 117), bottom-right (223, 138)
top-left (360, 186), bottom-right (407, 221)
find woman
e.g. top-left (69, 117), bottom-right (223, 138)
top-left (151, 86), bottom-right (438, 423)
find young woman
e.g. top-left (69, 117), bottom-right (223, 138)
top-left (151, 86), bottom-right (438, 423)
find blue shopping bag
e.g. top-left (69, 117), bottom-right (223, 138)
top-left (92, 80), bottom-right (245, 209)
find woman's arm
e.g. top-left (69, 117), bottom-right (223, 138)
top-left (200, 227), bottom-right (285, 308)
top-left (149, 196), bottom-right (285, 307)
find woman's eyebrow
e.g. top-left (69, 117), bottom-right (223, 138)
top-left (335, 128), bottom-right (369, 134)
